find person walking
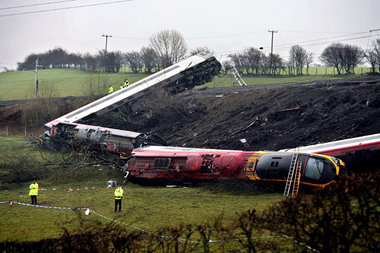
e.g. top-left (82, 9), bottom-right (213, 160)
top-left (114, 185), bottom-right (123, 212)
top-left (29, 180), bottom-right (39, 205)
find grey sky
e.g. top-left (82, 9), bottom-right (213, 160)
top-left (0, 0), bottom-right (379, 70)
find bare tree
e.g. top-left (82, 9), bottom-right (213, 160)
top-left (140, 47), bottom-right (158, 73)
top-left (288, 45), bottom-right (308, 75)
top-left (245, 47), bottom-right (265, 75)
top-left (228, 53), bottom-right (244, 73)
top-left (365, 49), bottom-right (377, 73)
top-left (270, 53), bottom-right (286, 75)
top-left (83, 53), bottom-right (97, 72)
top-left (342, 44), bottom-right (363, 74)
top-left (124, 51), bottom-right (143, 73)
top-left (305, 52), bottom-right (313, 75)
top-left (149, 29), bottom-right (187, 68)
top-left (320, 43), bottom-right (364, 74)
top-left (372, 39), bottom-right (380, 72)
top-left (320, 43), bottom-right (345, 74)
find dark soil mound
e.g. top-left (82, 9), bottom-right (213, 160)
top-left (85, 77), bottom-right (380, 152)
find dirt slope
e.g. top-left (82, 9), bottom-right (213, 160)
top-left (89, 77), bottom-right (380, 153)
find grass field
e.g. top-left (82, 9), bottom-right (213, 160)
top-left (0, 67), bottom-right (372, 101)
top-left (0, 136), bottom-right (283, 242)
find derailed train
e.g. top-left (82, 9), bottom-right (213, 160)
top-left (123, 146), bottom-right (347, 188)
top-left (42, 51), bottom-right (379, 189)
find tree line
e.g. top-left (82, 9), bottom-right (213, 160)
top-left (17, 29), bottom-right (380, 76)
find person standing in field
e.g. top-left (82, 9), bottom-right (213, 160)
top-left (108, 85), bottom-right (114, 94)
top-left (123, 79), bottom-right (129, 88)
top-left (29, 180), bottom-right (38, 205)
top-left (114, 185), bottom-right (124, 212)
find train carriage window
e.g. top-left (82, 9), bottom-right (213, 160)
top-left (304, 157), bottom-right (324, 180)
top-left (153, 158), bottom-right (171, 169)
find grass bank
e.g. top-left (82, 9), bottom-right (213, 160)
top-left (0, 136), bottom-right (283, 242)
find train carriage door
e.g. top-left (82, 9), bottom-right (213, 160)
top-left (246, 154), bottom-right (261, 180)
top-left (246, 158), bottom-right (257, 179)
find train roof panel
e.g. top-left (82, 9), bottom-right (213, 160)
top-left (280, 133), bottom-right (380, 156)
top-left (132, 145), bottom-right (252, 157)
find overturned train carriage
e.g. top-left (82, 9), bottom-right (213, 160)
top-left (44, 121), bottom-right (166, 154)
top-left (43, 53), bottom-right (221, 153)
top-left (45, 52), bottom-right (221, 127)
top-left (124, 146), bottom-right (346, 187)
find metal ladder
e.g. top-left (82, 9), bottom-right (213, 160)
top-left (283, 148), bottom-right (299, 196)
top-left (292, 162), bottom-right (302, 197)
top-left (231, 66), bottom-right (247, 86)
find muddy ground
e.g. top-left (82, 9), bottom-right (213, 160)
top-left (86, 76), bottom-right (380, 152)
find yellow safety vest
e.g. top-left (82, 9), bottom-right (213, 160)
top-left (123, 81), bottom-right (129, 88)
top-left (120, 85), bottom-right (124, 89)
top-left (108, 86), bottom-right (113, 94)
top-left (29, 183), bottom-right (38, 196)
top-left (114, 188), bottom-right (123, 199)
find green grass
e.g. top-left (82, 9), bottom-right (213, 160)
top-left (0, 69), bottom-right (150, 101)
top-left (0, 67), bottom-right (373, 101)
top-left (0, 137), bottom-right (283, 242)
top-left (0, 179), bottom-right (282, 242)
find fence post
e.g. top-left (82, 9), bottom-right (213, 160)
top-left (6, 125), bottom-right (8, 136)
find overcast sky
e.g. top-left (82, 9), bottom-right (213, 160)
top-left (0, 0), bottom-right (379, 70)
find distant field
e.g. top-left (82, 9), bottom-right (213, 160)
top-left (0, 69), bottom-right (150, 101)
top-left (0, 67), bottom-right (372, 101)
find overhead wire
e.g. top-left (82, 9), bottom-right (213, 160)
top-left (274, 31), bottom-right (370, 48)
top-left (0, 0), bottom-right (76, 10)
top-left (0, 0), bottom-right (133, 17)
top-left (275, 35), bottom-right (373, 50)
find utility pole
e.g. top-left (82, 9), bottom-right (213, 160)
top-left (268, 30), bottom-right (278, 75)
top-left (35, 57), bottom-right (42, 99)
top-left (102, 34), bottom-right (112, 53)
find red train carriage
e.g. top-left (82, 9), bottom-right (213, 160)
top-left (124, 146), bottom-right (346, 187)
top-left (124, 146), bottom-right (256, 185)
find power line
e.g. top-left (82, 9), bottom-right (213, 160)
top-left (274, 31), bottom-right (370, 48)
top-left (0, 0), bottom-right (76, 10)
top-left (0, 0), bottom-right (133, 17)
top-left (213, 34), bottom-right (376, 59)
top-left (275, 35), bottom-right (373, 50)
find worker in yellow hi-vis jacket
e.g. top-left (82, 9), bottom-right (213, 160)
top-left (114, 185), bottom-right (124, 212)
top-left (29, 180), bottom-right (39, 205)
